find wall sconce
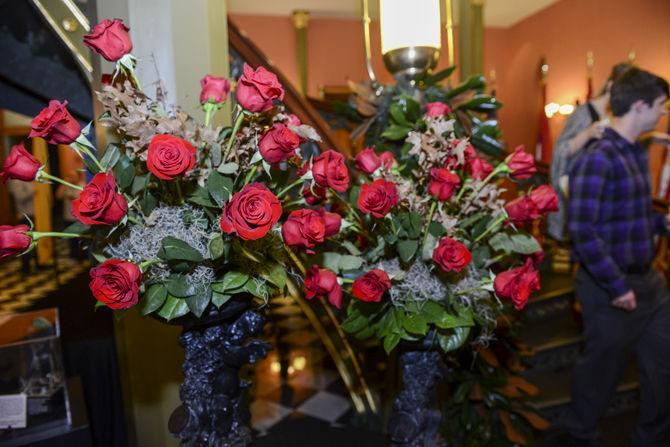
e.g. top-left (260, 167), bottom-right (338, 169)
top-left (545, 102), bottom-right (574, 118)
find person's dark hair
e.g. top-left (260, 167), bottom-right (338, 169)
top-left (599, 62), bottom-right (632, 95)
top-left (609, 67), bottom-right (669, 117)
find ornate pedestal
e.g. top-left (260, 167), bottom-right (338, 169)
top-left (389, 350), bottom-right (447, 447)
top-left (168, 303), bottom-right (270, 447)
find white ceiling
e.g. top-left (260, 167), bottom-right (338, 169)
top-left (227, 0), bottom-right (560, 28)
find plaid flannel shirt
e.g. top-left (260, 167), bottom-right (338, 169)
top-left (568, 128), bottom-right (668, 299)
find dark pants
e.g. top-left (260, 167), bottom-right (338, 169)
top-left (565, 268), bottom-right (670, 446)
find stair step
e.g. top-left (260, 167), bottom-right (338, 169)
top-left (524, 363), bottom-right (639, 424)
top-left (524, 272), bottom-right (574, 321)
top-left (522, 312), bottom-right (583, 372)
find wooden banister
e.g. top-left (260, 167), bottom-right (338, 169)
top-left (228, 20), bottom-right (347, 156)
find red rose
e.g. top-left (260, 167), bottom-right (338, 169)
top-left (72, 172), bottom-right (128, 225)
top-left (358, 179), bottom-right (398, 218)
top-left (318, 208), bottom-right (342, 237)
top-left (467, 156), bottom-right (494, 181)
top-left (529, 185), bottom-right (559, 214)
top-left (494, 258), bottom-right (540, 310)
top-left (352, 269), bottom-right (391, 303)
top-left (529, 249), bottom-right (545, 267)
top-left (1, 144), bottom-right (42, 182)
top-left (282, 209), bottom-right (325, 251)
top-left (305, 265), bottom-right (342, 309)
top-left (312, 150), bottom-right (350, 193)
top-left (83, 19), bottom-right (132, 62)
top-left (355, 147), bottom-right (381, 175)
top-left (432, 237), bottom-right (472, 273)
top-left (220, 183), bottom-right (282, 240)
top-left (428, 168), bottom-right (461, 201)
top-left (200, 75), bottom-right (231, 104)
top-left (29, 100), bottom-right (81, 145)
top-left (380, 151), bottom-right (397, 172)
top-left (147, 134), bottom-right (196, 180)
top-left (506, 145), bottom-right (536, 180)
top-left (505, 195), bottom-right (539, 225)
top-left (0, 225), bottom-right (31, 260)
top-left (302, 184), bottom-right (327, 205)
top-left (236, 64), bottom-right (285, 113)
top-left (259, 124), bottom-right (300, 164)
top-left (89, 260), bottom-right (141, 310)
top-left (425, 102), bottom-right (452, 117)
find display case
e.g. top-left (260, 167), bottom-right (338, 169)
top-left (0, 308), bottom-right (69, 431)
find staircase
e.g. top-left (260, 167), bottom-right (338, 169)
top-left (520, 270), bottom-right (640, 428)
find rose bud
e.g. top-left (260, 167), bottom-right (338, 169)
top-left (505, 194), bottom-right (539, 223)
top-left (29, 100), bottom-right (81, 145)
top-left (529, 249), bottom-right (545, 267)
top-left (494, 258), bottom-right (540, 310)
top-left (379, 151), bottom-right (397, 172)
top-left (425, 102), bottom-right (452, 118)
top-left (1, 144), bottom-right (42, 182)
top-left (428, 168), bottom-right (461, 201)
top-left (258, 124), bottom-right (301, 164)
top-left (432, 237), bottom-right (472, 273)
top-left (505, 145), bottom-right (536, 180)
top-left (467, 156), bottom-right (494, 181)
top-left (286, 114), bottom-right (301, 127)
top-left (305, 265), bottom-right (343, 309)
top-left (352, 269), bottom-right (391, 303)
top-left (236, 63), bottom-right (285, 113)
top-left (84, 19), bottom-right (133, 62)
top-left (302, 184), bottom-right (327, 205)
top-left (282, 209), bottom-right (326, 252)
top-left (89, 260), bottom-right (141, 310)
top-left (220, 183), bottom-right (282, 240)
top-left (529, 185), bottom-right (559, 214)
top-left (354, 147), bottom-right (381, 175)
top-left (312, 150), bottom-right (350, 193)
top-left (199, 75), bottom-right (231, 104)
top-left (318, 208), bottom-right (342, 237)
top-left (147, 134), bottom-right (197, 180)
top-left (72, 172), bottom-right (128, 225)
top-left (0, 225), bottom-right (32, 260)
top-left (504, 195), bottom-right (539, 226)
top-left (358, 179), bottom-right (398, 218)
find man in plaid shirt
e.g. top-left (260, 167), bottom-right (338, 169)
top-left (565, 68), bottom-right (670, 446)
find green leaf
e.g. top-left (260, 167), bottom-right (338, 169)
top-left (131, 174), bottom-right (150, 195)
top-left (339, 255), bottom-right (364, 271)
top-left (264, 263), bottom-right (287, 289)
top-left (207, 171), bottom-right (233, 207)
top-left (220, 271), bottom-right (250, 292)
top-left (348, 186), bottom-right (361, 208)
top-left (398, 239), bottom-right (419, 263)
top-left (157, 295), bottom-right (189, 321)
top-left (459, 212), bottom-right (487, 229)
top-left (245, 279), bottom-right (268, 299)
top-left (342, 241), bottom-right (362, 256)
top-left (398, 212), bottom-right (422, 239)
top-left (322, 252), bottom-right (342, 273)
top-left (112, 155), bottom-right (134, 189)
top-left (188, 186), bottom-right (218, 208)
top-left (434, 310), bottom-right (474, 329)
top-left (471, 245), bottom-right (491, 269)
top-left (383, 332), bottom-right (402, 353)
top-left (509, 233), bottom-right (542, 254)
top-left (139, 193), bottom-right (158, 215)
top-left (423, 65), bottom-right (457, 86)
top-left (390, 102), bottom-right (411, 127)
top-left (158, 236), bottom-right (204, 262)
top-left (100, 144), bottom-right (121, 170)
top-left (341, 315), bottom-right (368, 333)
top-left (212, 291), bottom-right (232, 308)
top-left (422, 233), bottom-right (438, 261)
top-left (400, 311), bottom-right (428, 335)
top-left (217, 162), bottom-right (239, 175)
top-left (438, 327), bottom-right (471, 353)
top-left (185, 288), bottom-right (212, 318)
top-left (141, 284), bottom-right (168, 315)
top-left (63, 221), bottom-right (90, 235)
top-left (456, 95), bottom-right (502, 112)
top-left (166, 275), bottom-right (196, 298)
top-left (445, 74), bottom-right (486, 99)
top-left (208, 235), bottom-right (225, 260)
top-left (381, 124), bottom-right (412, 141)
top-left (91, 251), bottom-right (108, 264)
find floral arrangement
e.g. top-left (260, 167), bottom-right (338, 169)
top-left (0, 19), bottom-right (328, 322)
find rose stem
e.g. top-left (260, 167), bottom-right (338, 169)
top-left (37, 171), bottom-right (83, 191)
top-left (222, 105), bottom-right (244, 161)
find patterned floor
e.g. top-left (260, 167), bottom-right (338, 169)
top-left (0, 239), bottom-right (90, 314)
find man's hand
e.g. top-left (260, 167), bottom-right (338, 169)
top-left (611, 290), bottom-right (637, 311)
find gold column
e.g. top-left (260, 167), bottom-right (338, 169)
top-left (31, 137), bottom-right (53, 265)
top-left (444, 0), bottom-right (455, 67)
top-left (292, 10), bottom-right (310, 96)
top-left (458, 0), bottom-right (485, 79)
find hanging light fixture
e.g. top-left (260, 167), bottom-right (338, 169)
top-left (379, 0), bottom-right (442, 80)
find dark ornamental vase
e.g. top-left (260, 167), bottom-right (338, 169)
top-left (167, 300), bottom-right (270, 447)
top-left (389, 339), bottom-right (447, 447)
